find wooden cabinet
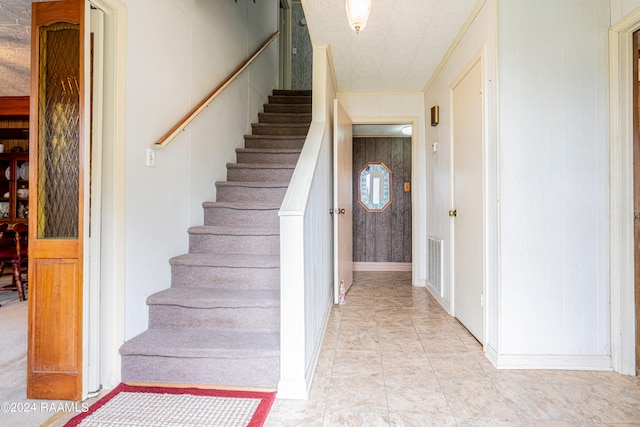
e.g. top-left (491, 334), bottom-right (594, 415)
top-left (0, 153), bottom-right (29, 224)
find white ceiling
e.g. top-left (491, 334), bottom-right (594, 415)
top-left (0, 0), bottom-right (479, 97)
top-left (0, 0), bottom-right (46, 97)
top-left (301, 0), bottom-right (478, 93)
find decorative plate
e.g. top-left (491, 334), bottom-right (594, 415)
top-left (20, 162), bottom-right (28, 180)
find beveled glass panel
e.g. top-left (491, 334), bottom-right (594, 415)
top-left (37, 23), bottom-right (80, 239)
top-left (358, 162), bottom-right (392, 212)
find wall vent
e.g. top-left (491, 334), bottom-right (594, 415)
top-left (427, 236), bottom-right (443, 297)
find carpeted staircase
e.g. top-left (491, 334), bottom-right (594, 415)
top-left (119, 90), bottom-right (311, 389)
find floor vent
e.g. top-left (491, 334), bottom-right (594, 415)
top-left (427, 236), bottom-right (443, 296)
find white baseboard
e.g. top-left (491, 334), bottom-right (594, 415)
top-left (276, 379), bottom-right (309, 400)
top-left (494, 354), bottom-right (613, 371)
top-left (352, 262), bottom-right (412, 271)
top-left (424, 283), bottom-right (451, 314)
top-left (413, 278), bottom-right (426, 287)
top-left (484, 344), bottom-right (499, 367)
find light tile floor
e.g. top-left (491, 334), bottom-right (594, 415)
top-left (265, 271), bottom-right (640, 426)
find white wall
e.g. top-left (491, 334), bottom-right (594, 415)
top-left (122, 0), bottom-right (279, 339)
top-left (336, 93), bottom-right (427, 286)
top-left (612, 0), bottom-right (640, 24)
top-left (497, 0), bottom-right (611, 361)
top-left (424, 0), bottom-right (498, 350)
top-left (424, 0), bottom-right (613, 367)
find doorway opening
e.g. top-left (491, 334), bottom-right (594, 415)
top-left (609, 9), bottom-right (640, 376)
top-left (351, 124), bottom-right (413, 273)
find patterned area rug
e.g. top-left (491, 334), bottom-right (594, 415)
top-left (64, 384), bottom-right (276, 427)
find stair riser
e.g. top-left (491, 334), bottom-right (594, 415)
top-left (235, 151), bottom-right (300, 165)
top-left (227, 167), bottom-right (293, 182)
top-left (171, 265), bottom-right (280, 289)
top-left (273, 89), bottom-right (312, 97)
top-left (189, 233), bottom-right (279, 255)
top-left (251, 124), bottom-right (310, 136)
top-left (263, 104), bottom-right (311, 114)
top-left (203, 206), bottom-right (279, 228)
top-left (268, 95), bottom-right (312, 104)
top-left (215, 185), bottom-right (287, 203)
top-left (121, 355), bottom-right (279, 389)
top-left (258, 113), bottom-right (312, 124)
top-left (148, 306), bottom-right (279, 332)
top-left (243, 137), bottom-right (305, 150)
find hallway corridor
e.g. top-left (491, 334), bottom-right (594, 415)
top-left (265, 272), bottom-right (640, 426)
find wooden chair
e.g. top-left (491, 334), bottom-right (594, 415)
top-left (0, 223), bottom-right (27, 302)
top-left (13, 223), bottom-right (27, 300)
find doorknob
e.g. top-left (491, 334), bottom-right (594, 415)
top-left (449, 209), bottom-right (457, 217)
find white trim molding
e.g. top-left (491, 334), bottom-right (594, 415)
top-left (494, 355), bottom-right (613, 372)
top-left (352, 262), bottom-right (412, 272)
top-left (608, 8), bottom-right (640, 376)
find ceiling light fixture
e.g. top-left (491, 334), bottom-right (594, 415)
top-left (346, 0), bottom-right (372, 34)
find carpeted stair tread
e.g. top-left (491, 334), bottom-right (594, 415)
top-left (169, 253), bottom-right (279, 268)
top-left (251, 123), bottom-right (310, 136)
top-left (226, 162), bottom-right (296, 170)
top-left (236, 148), bottom-right (302, 154)
top-left (215, 181), bottom-right (290, 189)
top-left (272, 89), bottom-right (311, 96)
top-left (187, 225), bottom-right (279, 236)
top-left (201, 201), bottom-right (281, 210)
top-left (262, 103), bottom-right (312, 114)
top-left (147, 287), bottom-right (279, 308)
top-left (243, 135), bottom-right (307, 141)
top-left (258, 112), bottom-right (312, 123)
top-left (120, 329), bottom-right (279, 359)
top-left (268, 95), bottom-right (312, 104)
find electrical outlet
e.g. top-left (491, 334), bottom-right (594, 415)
top-left (146, 148), bottom-right (156, 167)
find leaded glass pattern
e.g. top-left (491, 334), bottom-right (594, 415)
top-left (37, 23), bottom-right (80, 239)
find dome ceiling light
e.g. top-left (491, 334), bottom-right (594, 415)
top-left (345, 0), bottom-right (372, 34)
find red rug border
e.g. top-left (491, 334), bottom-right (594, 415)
top-left (64, 383), bottom-right (276, 427)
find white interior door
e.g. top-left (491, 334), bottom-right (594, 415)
top-left (452, 58), bottom-right (484, 342)
top-left (333, 99), bottom-right (353, 303)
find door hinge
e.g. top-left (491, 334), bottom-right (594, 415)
top-left (635, 212), bottom-right (640, 223)
top-left (480, 293), bottom-right (485, 309)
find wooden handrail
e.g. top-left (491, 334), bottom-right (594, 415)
top-left (155, 31), bottom-right (279, 148)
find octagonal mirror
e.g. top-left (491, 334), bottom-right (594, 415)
top-left (358, 162), bottom-right (392, 212)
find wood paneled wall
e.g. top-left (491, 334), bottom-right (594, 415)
top-left (353, 137), bottom-right (411, 262)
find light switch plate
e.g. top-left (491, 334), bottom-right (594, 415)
top-left (146, 148), bottom-right (156, 167)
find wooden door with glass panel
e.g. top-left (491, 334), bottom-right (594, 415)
top-left (27, 0), bottom-right (85, 400)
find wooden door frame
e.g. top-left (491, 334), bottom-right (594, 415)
top-left (609, 10), bottom-right (640, 376)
